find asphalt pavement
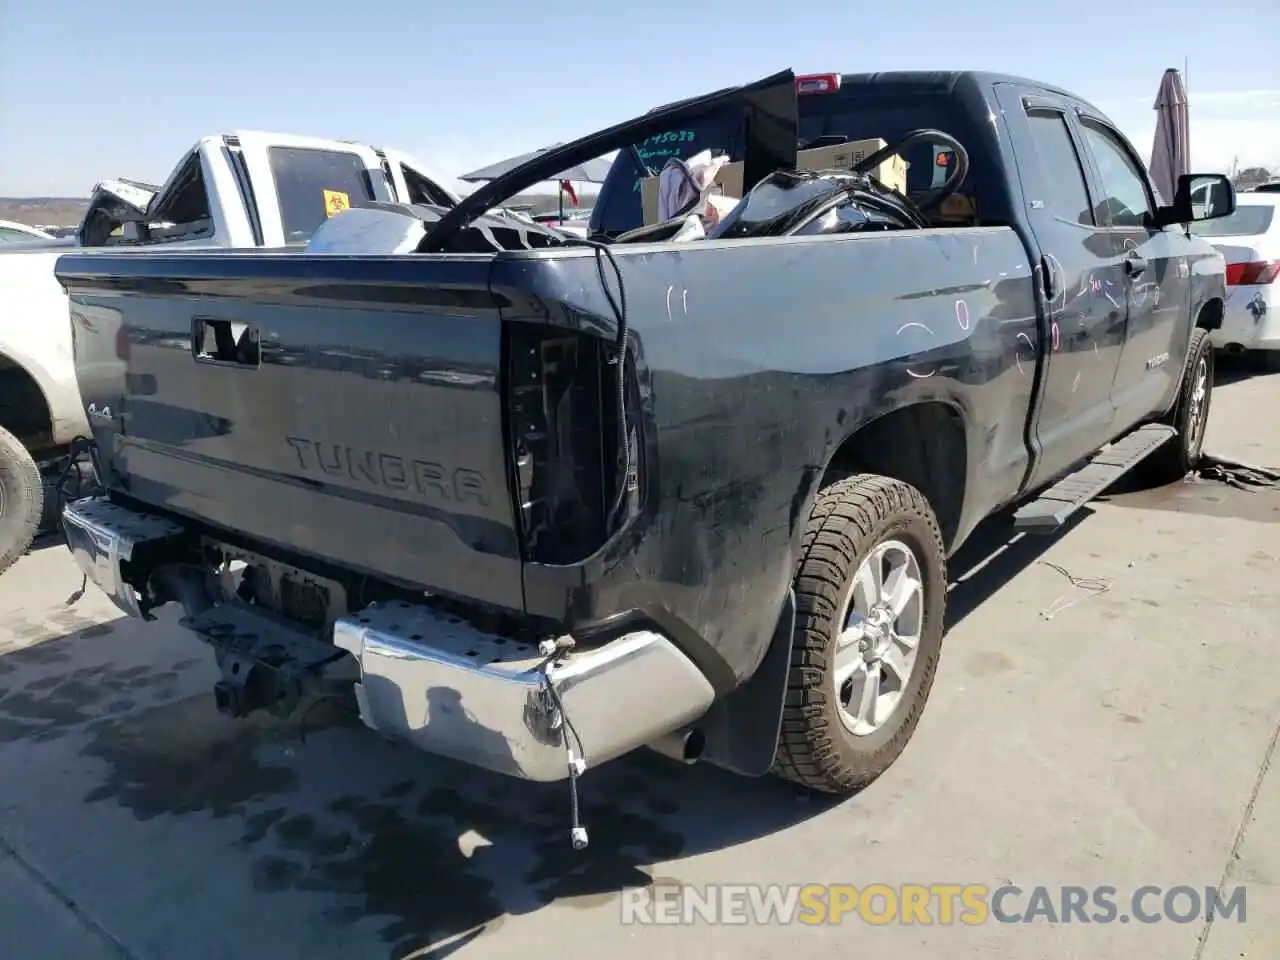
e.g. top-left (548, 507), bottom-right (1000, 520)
top-left (1, 360), bottom-right (1277, 960)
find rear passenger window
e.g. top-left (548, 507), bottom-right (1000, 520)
top-left (146, 153), bottom-right (214, 243)
top-left (268, 147), bottom-right (377, 243)
top-left (401, 164), bottom-right (455, 207)
top-left (1025, 111), bottom-right (1094, 226)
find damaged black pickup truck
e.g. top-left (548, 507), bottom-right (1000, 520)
top-left (56, 69), bottom-right (1235, 844)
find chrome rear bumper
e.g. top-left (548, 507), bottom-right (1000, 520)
top-left (333, 601), bottom-right (715, 781)
top-left (61, 497), bottom-right (716, 781)
top-left (62, 497), bottom-right (184, 618)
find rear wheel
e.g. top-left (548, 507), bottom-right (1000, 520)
top-left (773, 474), bottom-right (947, 796)
top-left (0, 426), bottom-right (43, 576)
top-left (1148, 327), bottom-right (1213, 483)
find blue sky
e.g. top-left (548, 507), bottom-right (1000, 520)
top-left (1, 0), bottom-right (1277, 196)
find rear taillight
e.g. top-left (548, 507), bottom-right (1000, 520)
top-left (1226, 261), bottom-right (1280, 285)
top-left (796, 73), bottom-right (841, 95)
top-left (115, 326), bottom-right (131, 360)
top-left (507, 327), bottom-right (632, 564)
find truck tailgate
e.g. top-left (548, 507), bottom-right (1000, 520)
top-left (59, 252), bottom-right (525, 612)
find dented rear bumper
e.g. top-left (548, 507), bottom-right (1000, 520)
top-left (332, 603), bottom-right (713, 781)
top-left (62, 496), bottom-right (184, 618)
top-left (60, 496), bottom-right (715, 781)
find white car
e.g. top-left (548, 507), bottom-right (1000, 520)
top-left (1193, 193), bottom-right (1279, 362)
top-left (0, 220), bottom-right (54, 243)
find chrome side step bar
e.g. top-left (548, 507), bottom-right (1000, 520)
top-left (1013, 423), bottom-right (1177, 532)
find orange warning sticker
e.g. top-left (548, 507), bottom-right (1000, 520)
top-left (323, 189), bottom-right (351, 217)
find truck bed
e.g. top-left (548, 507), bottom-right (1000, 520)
top-left (57, 228), bottom-right (1038, 681)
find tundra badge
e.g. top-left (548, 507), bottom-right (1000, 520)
top-left (1145, 352), bottom-right (1170, 371)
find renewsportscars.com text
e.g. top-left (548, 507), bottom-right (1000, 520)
top-left (620, 883), bottom-right (1248, 926)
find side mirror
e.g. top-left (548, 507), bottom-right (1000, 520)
top-left (1155, 173), bottom-right (1237, 227)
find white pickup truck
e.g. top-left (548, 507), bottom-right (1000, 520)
top-left (0, 131), bottom-right (465, 572)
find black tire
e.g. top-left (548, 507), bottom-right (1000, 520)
top-left (1147, 327), bottom-right (1213, 483)
top-left (773, 474), bottom-right (947, 795)
top-left (0, 425), bottom-right (43, 576)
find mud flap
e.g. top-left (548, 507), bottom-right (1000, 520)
top-left (699, 588), bottom-right (796, 777)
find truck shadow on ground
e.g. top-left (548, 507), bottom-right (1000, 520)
top-left (1213, 351), bottom-right (1279, 388)
top-left (943, 439), bottom-right (1280, 626)
top-left (0, 619), bottom-right (837, 960)
top-left (1097, 466), bottom-right (1280, 524)
top-left (26, 529), bottom-right (69, 555)
top-left (944, 508), bottom-right (1091, 626)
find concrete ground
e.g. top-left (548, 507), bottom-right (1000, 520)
top-left (1, 361), bottom-right (1278, 960)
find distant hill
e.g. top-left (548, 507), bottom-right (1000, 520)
top-left (0, 190), bottom-right (600, 229)
top-left (0, 197), bottom-right (89, 227)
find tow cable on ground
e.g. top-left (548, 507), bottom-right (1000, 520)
top-left (1194, 454), bottom-right (1280, 490)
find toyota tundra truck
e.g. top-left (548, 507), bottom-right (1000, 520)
top-left (53, 69), bottom-right (1233, 846)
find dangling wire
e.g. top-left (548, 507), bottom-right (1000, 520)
top-left (56, 435), bottom-right (102, 606)
top-left (537, 636), bottom-right (590, 849)
top-left (570, 237), bottom-right (632, 533)
top-left (55, 435), bottom-right (103, 514)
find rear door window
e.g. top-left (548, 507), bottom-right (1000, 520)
top-left (1023, 110), bottom-right (1095, 225)
top-left (268, 147), bottom-right (378, 242)
top-left (146, 153), bottom-right (215, 243)
top-left (400, 163), bottom-right (456, 207)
